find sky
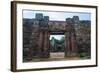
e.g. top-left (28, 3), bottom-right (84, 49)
top-left (50, 35), bottom-right (65, 40)
top-left (23, 10), bottom-right (91, 21)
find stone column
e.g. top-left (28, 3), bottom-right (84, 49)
top-left (64, 32), bottom-right (67, 57)
top-left (70, 32), bottom-right (78, 56)
top-left (38, 32), bottom-right (44, 57)
top-left (43, 32), bottom-right (50, 58)
top-left (65, 32), bottom-right (71, 57)
top-left (44, 32), bottom-right (48, 50)
top-left (48, 32), bottom-right (50, 57)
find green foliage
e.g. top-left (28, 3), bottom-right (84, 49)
top-left (79, 53), bottom-right (88, 58)
top-left (50, 36), bottom-right (65, 52)
top-left (50, 36), bottom-right (64, 45)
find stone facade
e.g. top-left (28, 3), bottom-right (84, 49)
top-left (23, 13), bottom-right (91, 60)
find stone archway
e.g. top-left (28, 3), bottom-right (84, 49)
top-left (25, 14), bottom-right (78, 60)
top-left (37, 21), bottom-right (78, 58)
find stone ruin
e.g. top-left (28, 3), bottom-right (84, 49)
top-left (23, 13), bottom-right (91, 61)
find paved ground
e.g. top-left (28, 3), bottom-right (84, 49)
top-left (23, 52), bottom-right (81, 62)
top-left (49, 52), bottom-right (80, 61)
top-left (50, 52), bottom-right (65, 58)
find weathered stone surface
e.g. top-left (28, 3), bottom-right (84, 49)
top-left (23, 13), bottom-right (90, 60)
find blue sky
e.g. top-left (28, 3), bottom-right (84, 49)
top-left (23, 10), bottom-right (91, 21)
top-left (50, 35), bottom-right (65, 40)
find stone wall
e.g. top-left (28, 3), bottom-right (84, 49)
top-left (23, 13), bottom-right (91, 60)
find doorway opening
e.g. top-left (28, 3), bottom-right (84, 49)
top-left (49, 33), bottom-right (65, 58)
